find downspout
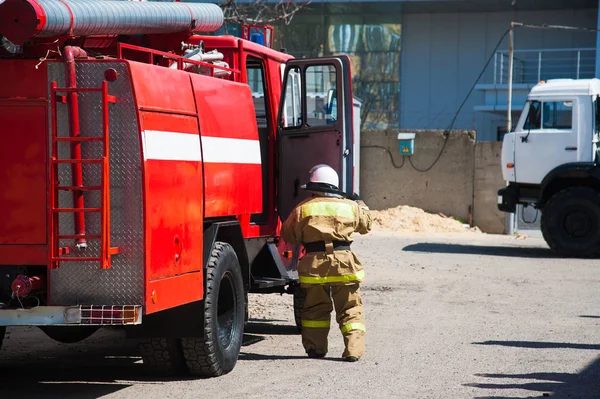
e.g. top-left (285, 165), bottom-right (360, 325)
top-left (63, 45), bottom-right (89, 249)
top-left (596, 0), bottom-right (600, 78)
top-left (507, 22), bottom-right (517, 235)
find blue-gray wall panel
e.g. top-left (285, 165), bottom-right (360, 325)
top-left (401, 8), bottom-right (597, 140)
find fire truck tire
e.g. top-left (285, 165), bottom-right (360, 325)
top-left (541, 187), bottom-right (600, 258)
top-left (293, 286), bottom-right (306, 333)
top-left (139, 338), bottom-right (187, 375)
top-left (0, 327), bottom-right (5, 349)
top-left (181, 242), bottom-right (245, 377)
top-left (40, 326), bottom-right (99, 343)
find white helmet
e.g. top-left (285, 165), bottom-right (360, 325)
top-left (307, 164), bottom-right (339, 189)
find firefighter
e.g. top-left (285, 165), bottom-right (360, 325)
top-left (281, 164), bottom-right (372, 362)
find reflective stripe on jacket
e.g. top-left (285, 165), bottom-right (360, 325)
top-left (281, 196), bottom-right (372, 286)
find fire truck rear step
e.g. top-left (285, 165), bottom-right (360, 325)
top-left (0, 305), bottom-right (142, 326)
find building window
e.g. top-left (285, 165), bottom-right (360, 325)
top-left (274, 3), bottom-right (402, 130)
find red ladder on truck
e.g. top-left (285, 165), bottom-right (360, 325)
top-left (49, 81), bottom-right (119, 270)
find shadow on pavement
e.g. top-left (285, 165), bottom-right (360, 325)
top-left (0, 382), bottom-right (132, 399)
top-left (239, 352), bottom-right (346, 362)
top-left (242, 333), bottom-right (266, 347)
top-left (0, 321), bottom-right (295, 398)
top-left (469, 341), bottom-right (600, 399)
top-left (0, 357), bottom-right (156, 399)
top-left (245, 321), bottom-right (299, 336)
top-left (473, 340), bottom-right (600, 350)
top-left (403, 243), bottom-right (557, 259)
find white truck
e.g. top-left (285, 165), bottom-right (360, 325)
top-left (498, 78), bottom-right (600, 257)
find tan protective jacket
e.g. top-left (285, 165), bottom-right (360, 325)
top-left (281, 196), bottom-right (372, 286)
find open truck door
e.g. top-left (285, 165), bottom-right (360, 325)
top-left (277, 56), bottom-right (355, 220)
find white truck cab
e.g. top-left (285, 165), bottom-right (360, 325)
top-left (498, 79), bottom-right (600, 257)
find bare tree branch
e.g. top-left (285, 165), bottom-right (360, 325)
top-left (220, 0), bottom-right (312, 25)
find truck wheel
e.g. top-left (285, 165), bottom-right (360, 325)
top-left (0, 327), bottom-right (5, 350)
top-left (181, 242), bottom-right (245, 377)
top-left (293, 286), bottom-right (306, 333)
top-left (139, 338), bottom-right (187, 375)
top-left (541, 187), bottom-right (600, 258)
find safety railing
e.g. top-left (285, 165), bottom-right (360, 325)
top-left (117, 42), bottom-right (240, 77)
top-left (493, 47), bottom-right (596, 84)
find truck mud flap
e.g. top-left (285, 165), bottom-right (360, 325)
top-left (498, 186), bottom-right (517, 213)
top-left (250, 242), bottom-right (298, 292)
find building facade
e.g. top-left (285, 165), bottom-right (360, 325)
top-left (267, 0), bottom-right (599, 141)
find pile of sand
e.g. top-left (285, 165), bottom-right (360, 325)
top-left (370, 205), bottom-right (481, 233)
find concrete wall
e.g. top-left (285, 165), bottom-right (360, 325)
top-left (361, 129), bottom-right (476, 221)
top-left (360, 130), bottom-right (506, 233)
top-left (400, 8), bottom-right (597, 141)
top-left (473, 141), bottom-right (505, 234)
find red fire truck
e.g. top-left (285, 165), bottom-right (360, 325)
top-left (0, 0), bottom-right (358, 377)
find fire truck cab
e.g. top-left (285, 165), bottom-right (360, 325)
top-left (0, 0), bottom-right (358, 377)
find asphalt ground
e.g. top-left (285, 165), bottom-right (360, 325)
top-left (1, 230), bottom-right (599, 399)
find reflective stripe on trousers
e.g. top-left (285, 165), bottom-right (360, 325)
top-left (341, 322), bottom-right (366, 334)
top-left (299, 270), bottom-right (365, 285)
top-left (301, 319), bottom-right (331, 328)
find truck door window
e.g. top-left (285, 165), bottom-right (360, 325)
top-left (524, 101), bottom-right (541, 130)
top-left (246, 59), bottom-right (270, 225)
top-left (542, 101), bottom-right (573, 130)
top-left (306, 65), bottom-right (337, 127)
top-left (247, 62), bottom-right (267, 128)
top-left (282, 67), bottom-right (302, 128)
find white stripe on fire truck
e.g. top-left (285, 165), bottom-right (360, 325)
top-left (143, 130), bottom-right (202, 161)
top-left (142, 131), bottom-right (262, 164)
top-left (201, 136), bottom-right (262, 164)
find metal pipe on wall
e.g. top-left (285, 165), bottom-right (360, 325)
top-left (506, 22), bottom-right (515, 135)
top-left (63, 45), bottom-right (89, 249)
top-left (596, 0), bottom-right (600, 78)
top-left (506, 22), bottom-right (518, 236)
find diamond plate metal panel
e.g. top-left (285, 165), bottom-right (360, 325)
top-left (48, 62), bottom-right (144, 305)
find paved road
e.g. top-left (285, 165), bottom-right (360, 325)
top-left (1, 231), bottom-right (599, 399)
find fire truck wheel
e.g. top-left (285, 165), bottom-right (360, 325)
top-left (293, 286), bottom-right (306, 333)
top-left (40, 326), bottom-right (99, 343)
top-left (181, 242), bottom-right (245, 377)
top-left (139, 338), bottom-right (187, 375)
top-left (0, 327), bottom-right (5, 349)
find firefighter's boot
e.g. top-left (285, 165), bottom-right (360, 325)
top-left (332, 283), bottom-right (365, 359)
top-left (301, 285), bottom-right (333, 357)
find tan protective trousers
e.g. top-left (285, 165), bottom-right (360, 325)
top-left (301, 283), bottom-right (365, 358)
